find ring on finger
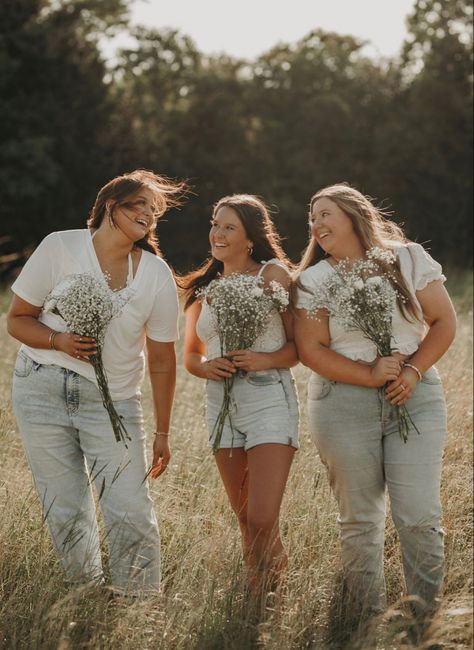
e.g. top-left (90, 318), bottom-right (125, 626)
top-left (400, 384), bottom-right (406, 391)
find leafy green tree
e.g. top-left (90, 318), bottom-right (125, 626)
top-left (380, 0), bottom-right (473, 262)
top-left (1, 0), bottom-right (471, 273)
top-left (245, 31), bottom-right (401, 259)
top-left (0, 0), bottom-right (128, 250)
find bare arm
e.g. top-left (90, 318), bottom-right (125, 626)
top-left (147, 338), bottom-right (176, 477)
top-left (385, 280), bottom-right (456, 405)
top-left (407, 280), bottom-right (456, 373)
top-left (294, 307), bottom-right (401, 388)
top-left (7, 294), bottom-right (96, 360)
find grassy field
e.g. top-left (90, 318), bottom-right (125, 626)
top-left (0, 274), bottom-right (472, 650)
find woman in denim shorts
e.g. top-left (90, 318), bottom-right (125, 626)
top-left (182, 194), bottom-right (299, 592)
top-left (295, 184), bottom-right (456, 617)
top-left (7, 170), bottom-right (185, 597)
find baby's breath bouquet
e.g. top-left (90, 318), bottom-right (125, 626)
top-left (44, 273), bottom-right (132, 445)
top-left (306, 248), bottom-right (419, 442)
top-left (197, 273), bottom-right (289, 452)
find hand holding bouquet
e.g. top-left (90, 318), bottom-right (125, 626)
top-left (306, 248), bottom-right (419, 442)
top-left (197, 272), bottom-right (289, 452)
top-left (44, 272), bottom-right (132, 445)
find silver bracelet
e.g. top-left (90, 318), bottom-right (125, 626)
top-left (403, 362), bottom-right (422, 381)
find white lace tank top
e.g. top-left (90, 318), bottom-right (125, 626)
top-left (196, 259), bottom-right (287, 360)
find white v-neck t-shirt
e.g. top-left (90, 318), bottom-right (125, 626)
top-left (12, 229), bottom-right (179, 400)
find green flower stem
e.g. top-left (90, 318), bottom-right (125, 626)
top-left (91, 350), bottom-right (131, 446)
top-left (212, 375), bottom-right (235, 454)
top-left (377, 344), bottom-right (420, 443)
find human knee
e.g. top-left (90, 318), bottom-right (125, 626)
top-left (104, 498), bottom-right (157, 535)
top-left (339, 518), bottom-right (385, 544)
top-left (393, 511), bottom-right (443, 536)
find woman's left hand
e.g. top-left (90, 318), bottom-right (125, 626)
top-left (227, 349), bottom-right (268, 373)
top-left (385, 366), bottom-right (419, 405)
top-left (150, 435), bottom-right (171, 479)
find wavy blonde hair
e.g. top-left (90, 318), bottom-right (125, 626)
top-left (296, 183), bottom-right (419, 321)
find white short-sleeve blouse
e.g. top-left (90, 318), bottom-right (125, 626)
top-left (295, 242), bottom-right (446, 366)
top-left (12, 229), bottom-right (179, 400)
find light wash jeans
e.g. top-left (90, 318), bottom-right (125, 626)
top-left (12, 350), bottom-right (160, 596)
top-left (307, 366), bottom-right (446, 613)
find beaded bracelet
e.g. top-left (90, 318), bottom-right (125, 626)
top-left (403, 362), bottom-right (422, 381)
top-left (48, 330), bottom-right (58, 350)
top-left (154, 432), bottom-right (169, 437)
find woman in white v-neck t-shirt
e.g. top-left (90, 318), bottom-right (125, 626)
top-left (7, 169), bottom-right (186, 597)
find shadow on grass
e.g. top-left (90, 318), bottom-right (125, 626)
top-left (190, 584), bottom-right (261, 650)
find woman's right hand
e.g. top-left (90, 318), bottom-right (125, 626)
top-left (55, 332), bottom-right (97, 363)
top-left (369, 356), bottom-right (402, 387)
top-left (202, 357), bottom-right (236, 381)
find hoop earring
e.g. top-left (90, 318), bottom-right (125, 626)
top-left (247, 244), bottom-right (254, 256)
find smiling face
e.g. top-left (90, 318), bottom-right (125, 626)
top-left (209, 206), bottom-right (253, 264)
top-left (310, 197), bottom-right (364, 260)
top-left (111, 187), bottom-right (158, 241)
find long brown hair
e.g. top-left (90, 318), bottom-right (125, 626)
top-left (181, 194), bottom-right (290, 309)
top-left (87, 169), bottom-right (187, 256)
top-left (296, 183), bottom-right (419, 321)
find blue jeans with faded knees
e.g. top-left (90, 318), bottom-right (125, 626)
top-left (12, 351), bottom-right (160, 597)
top-left (307, 367), bottom-right (446, 613)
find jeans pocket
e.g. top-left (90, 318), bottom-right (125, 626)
top-left (13, 351), bottom-right (36, 378)
top-left (307, 380), bottom-right (331, 401)
top-left (245, 370), bottom-right (281, 386)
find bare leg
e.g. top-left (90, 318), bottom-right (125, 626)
top-left (246, 443), bottom-right (295, 591)
top-left (214, 448), bottom-right (251, 562)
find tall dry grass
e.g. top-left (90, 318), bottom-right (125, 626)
top-left (0, 274), bottom-right (472, 650)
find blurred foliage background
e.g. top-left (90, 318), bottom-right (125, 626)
top-left (0, 0), bottom-right (472, 275)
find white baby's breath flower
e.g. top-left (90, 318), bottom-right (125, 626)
top-left (366, 276), bottom-right (383, 286)
top-left (197, 270), bottom-right (288, 452)
top-left (269, 280), bottom-right (289, 310)
top-left (197, 272), bottom-right (286, 355)
top-left (367, 247), bottom-right (396, 264)
top-left (43, 272), bottom-right (133, 445)
top-left (303, 247), bottom-right (418, 443)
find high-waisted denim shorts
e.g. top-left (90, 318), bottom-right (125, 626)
top-left (206, 368), bottom-right (299, 451)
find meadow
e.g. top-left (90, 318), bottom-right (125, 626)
top-left (0, 274), bottom-right (472, 650)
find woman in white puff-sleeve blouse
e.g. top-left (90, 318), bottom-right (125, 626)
top-left (294, 184), bottom-right (456, 622)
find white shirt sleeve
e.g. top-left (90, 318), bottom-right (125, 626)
top-left (295, 264), bottom-right (332, 310)
top-left (11, 232), bottom-right (60, 307)
top-left (145, 274), bottom-right (179, 342)
top-left (404, 243), bottom-right (446, 292)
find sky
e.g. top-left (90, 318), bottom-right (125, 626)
top-left (113, 0), bottom-right (418, 60)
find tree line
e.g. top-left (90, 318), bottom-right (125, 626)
top-left (1, 0), bottom-right (472, 276)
